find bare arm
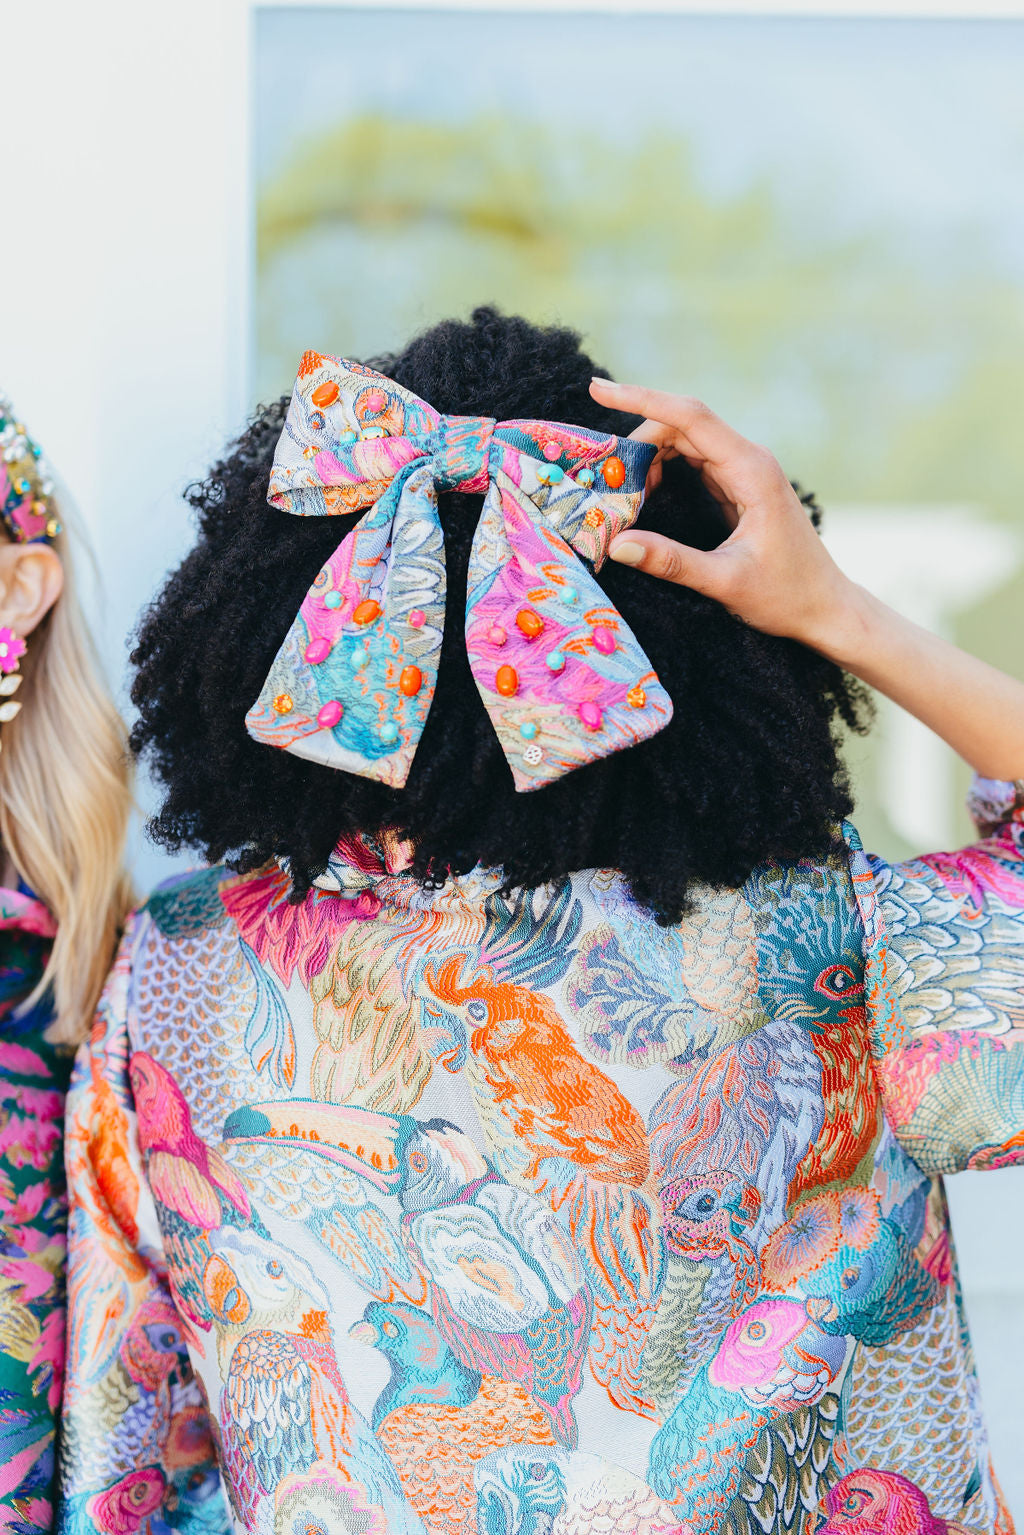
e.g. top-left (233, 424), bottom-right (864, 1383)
top-left (590, 377), bottom-right (1024, 781)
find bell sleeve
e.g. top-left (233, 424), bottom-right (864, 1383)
top-left (850, 777), bottom-right (1024, 1175)
top-left (58, 919), bottom-right (231, 1534)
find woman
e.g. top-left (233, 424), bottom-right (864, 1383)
top-left (60, 311), bottom-right (1024, 1535)
top-left (0, 394), bottom-right (133, 1526)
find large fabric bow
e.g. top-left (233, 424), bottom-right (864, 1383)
top-left (247, 352), bottom-right (673, 791)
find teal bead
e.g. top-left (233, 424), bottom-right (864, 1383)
top-left (350, 648), bottom-right (369, 669)
top-left (577, 467), bottom-right (595, 487)
top-left (519, 721), bottom-right (538, 740)
top-left (547, 464), bottom-right (564, 483)
top-left (339, 430), bottom-right (358, 445)
top-left (379, 721), bottom-right (399, 745)
top-left (545, 650), bottom-right (565, 673)
top-left (562, 586), bottom-right (578, 605)
top-left (324, 591), bottom-right (342, 609)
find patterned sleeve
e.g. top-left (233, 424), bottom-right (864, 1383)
top-left (58, 920), bottom-right (231, 1534)
top-left (0, 922), bottom-right (69, 1530)
top-left (850, 777), bottom-right (1024, 1176)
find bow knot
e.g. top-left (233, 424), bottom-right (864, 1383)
top-left (434, 414), bottom-right (495, 492)
top-left (247, 351), bottom-right (673, 791)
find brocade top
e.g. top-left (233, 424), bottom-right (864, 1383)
top-left (59, 783), bottom-right (1024, 1535)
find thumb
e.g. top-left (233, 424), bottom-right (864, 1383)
top-left (609, 532), bottom-right (725, 599)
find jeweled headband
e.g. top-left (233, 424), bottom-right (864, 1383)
top-left (0, 394), bottom-right (61, 544)
top-left (246, 352), bottom-right (673, 792)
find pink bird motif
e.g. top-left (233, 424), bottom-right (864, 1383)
top-left (818, 1469), bottom-right (971, 1535)
top-left (219, 850), bottom-right (381, 989)
top-left (129, 1052), bottom-right (251, 1335)
top-left (85, 1467), bottom-right (167, 1533)
top-left (130, 1053), bottom-right (249, 1229)
top-left (926, 842), bottom-right (1024, 923)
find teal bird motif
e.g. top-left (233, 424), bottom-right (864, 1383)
top-left (802, 1217), bottom-right (941, 1346)
top-left (351, 1300), bottom-right (482, 1426)
top-left (648, 1367), bottom-right (842, 1535)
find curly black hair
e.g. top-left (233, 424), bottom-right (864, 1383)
top-left (130, 306), bottom-right (870, 920)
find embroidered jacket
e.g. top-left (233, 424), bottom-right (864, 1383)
top-left (59, 781), bottom-right (1024, 1535)
top-left (0, 887), bottom-right (69, 1531)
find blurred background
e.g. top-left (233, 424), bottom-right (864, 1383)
top-left (3, 0), bottom-right (1024, 1511)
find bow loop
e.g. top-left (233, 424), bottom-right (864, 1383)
top-left (247, 354), bottom-right (673, 791)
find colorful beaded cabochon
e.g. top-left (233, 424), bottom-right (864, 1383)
top-left (246, 353), bottom-right (672, 792)
top-left (0, 392), bottom-right (61, 544)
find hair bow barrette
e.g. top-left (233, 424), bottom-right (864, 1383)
top-left (246, 351), bottom-right (673, 792)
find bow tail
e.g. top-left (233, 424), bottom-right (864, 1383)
top-left (465, 472), bottom-right (673, 792)
top-left (246, 464), bottom-right (446, 787)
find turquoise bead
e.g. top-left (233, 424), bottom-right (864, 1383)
top-left (577, 467), bottom-right (595, 487)
top-left (324, 591), bottom-right (342, 609)
top-left (545, 650), bottom-right (565, 673)
top-left (546, 464), bottom-right (564, 483)
top-left (519, 721), bottom-right (538, 740)
top-left (339, 430), bottom-right (358, 444)
top-left (350, 648), bottom-right (369, 669)
top-left (562, 586), bottom-right (578, 605)
top-left (379, 721), bottom-right (399, 744)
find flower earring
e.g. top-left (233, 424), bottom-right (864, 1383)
top-left (0, 627), bottom-right (27, 752)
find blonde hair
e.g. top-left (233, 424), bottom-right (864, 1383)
top-left (1, 516), bottom-right (135, 1044)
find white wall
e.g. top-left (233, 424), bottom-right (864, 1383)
top-left (1, 0), bottom-right (251, 883)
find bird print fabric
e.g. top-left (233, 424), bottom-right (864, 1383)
top-left (58, 778), bottom-right (1024, 1535)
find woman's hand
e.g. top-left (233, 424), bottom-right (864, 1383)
top-left (589, 377), bottom-right (857, 649)
top-left (591, 376), bottom-right (1024, 781)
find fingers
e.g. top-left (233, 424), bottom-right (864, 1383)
top-left (590, 378), bottom-right (755, 468)
top-left (591, 378), bottom-right (792, 522)
top-left (608, 531), bottom-right (725, 598)
top-left (626, 417), bottom-right (676, 451)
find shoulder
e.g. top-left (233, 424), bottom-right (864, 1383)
top-left (139, 861), bottom-right (241, 941)
top-left (740, 836), bottom-right (863, 930)
top-left (120, 864), bottom-right (276, 1049)
top-left (132, 858), bottom-right (306, 984)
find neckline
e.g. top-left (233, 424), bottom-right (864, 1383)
top-left (308, 840), bottom-right (508, 913)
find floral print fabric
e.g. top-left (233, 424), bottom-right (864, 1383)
top-left (0, 888), bottom-right (68, 1531)
top-left (58, 782), bottom-right (1024, 1535)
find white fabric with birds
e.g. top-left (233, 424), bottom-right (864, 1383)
top-left (58, 778), bottom-right (1024, 1535)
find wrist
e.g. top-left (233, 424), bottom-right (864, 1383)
top-left (793, 578), bottom-right (883, 667)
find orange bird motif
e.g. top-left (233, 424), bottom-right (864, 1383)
top-left (747, 865), bottom-right (883, 1206)
top-left (422, 887), bottom-right (664, 1420)
top-left (427, 952), bottom-right (649, 1186)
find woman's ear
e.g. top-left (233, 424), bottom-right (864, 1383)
top-left (0, 541), bottom-right (64, 637)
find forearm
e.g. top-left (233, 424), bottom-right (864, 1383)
top-left (805, 581), bottom-right (1024, 781)
top-left (587, 380), bottom-right (1024, 781)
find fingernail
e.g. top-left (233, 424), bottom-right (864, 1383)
top-left (610, 540), bottom-right (644, 566)
top-left (591, 376), bottom-right (619, 390)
